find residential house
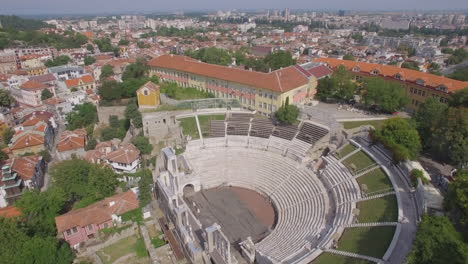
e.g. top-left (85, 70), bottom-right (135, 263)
top-left (0, 53), bottom-right (17, 74)
top-left (15, 80), bottom-right (47, 107)
top-left (84, 139), bottom-right (121, 165)
top-left (0, 165), bottom-right (24, 207)
top-left (56, 129), bottom-right (87, 160)
top-left (55, 190), bottom-right (139, 249)
top-left (4, 155), bottom-right (46, 190)
top-left (104, 143), bottom-right (141, 174)
top-left (20, 54), bottom-right (44, 70)
top-left (49, 65), bottom-right (84, 81)
top-left (136, 81), bottom-right (160, 108)
top-left (64, 75), bottom-right (96, 91)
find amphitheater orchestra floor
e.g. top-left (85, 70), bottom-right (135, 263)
top-left (184, 186), bottom-right (275, 244)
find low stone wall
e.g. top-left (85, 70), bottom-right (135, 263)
top-left (78, 223), bottom-right (138, 256)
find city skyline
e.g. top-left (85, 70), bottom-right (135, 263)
top-left (1, 0), bottom-right (468, 15)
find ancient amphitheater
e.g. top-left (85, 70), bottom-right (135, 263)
top-left (155, 110), bottom-right (416, 264)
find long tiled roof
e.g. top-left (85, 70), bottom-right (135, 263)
top-left (314, 58), bottom-right (468, 93)
top-left (10, 132), bottom-right (44, 151)
top-left (148, 54), bottom-right (310, 93)
top-left (105, 143), bottom-right (140, 164)
top-left (55, 190), bottom-right (139, 233)
top-left (64, 75), bottom-right (95, 89)
top-left (57, 129), bottom-right (87, 152)
top-left (3, 155), bottom-right (41, 181)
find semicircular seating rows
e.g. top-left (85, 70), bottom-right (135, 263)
top-left (184, 139), bottom-right (362, 263)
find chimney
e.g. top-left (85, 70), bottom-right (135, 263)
top-left (109, 201), bottom-right (115, 207)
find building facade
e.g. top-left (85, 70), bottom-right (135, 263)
top-left (314, 58), bottom-right (468, 112)
top-left (136, 81), bottom-right (160, 108)
top-left (148, 54), bottom-right (316, 116)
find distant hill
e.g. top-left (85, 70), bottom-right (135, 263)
top-left (0, 15), bottom-right (53, 31)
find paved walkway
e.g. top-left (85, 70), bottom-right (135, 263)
top-left (140, 223), bottom-right (158, 263)
top-left (354, 137), bottom-right (418, 264)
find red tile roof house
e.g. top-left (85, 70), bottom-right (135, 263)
top-left (64, 75), bottom-right (96, 91)
top-left (55, 190), bottom-right (139, 249)
top-left (104, 143), bottom-right (141, 175)
top-left (0, 155), bottom-right (46, 207)
top-left (84, 139), bottom-right (121, 165)
top-left (56, 129), bottom-right (87, 160)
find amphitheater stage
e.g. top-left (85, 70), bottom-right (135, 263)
top-left (184, 186), bottom-right (275, 244)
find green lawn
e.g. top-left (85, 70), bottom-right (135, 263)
top-left (97, 235), bottom-right (148, 264)
top-left (341, 119), bottom-right (387, 130)
top-left (357, 195), bottom-right (398, 223)
top-left (356, 168), bottom-right (393, 194)
top-left (160, 83), bottom-right (214, 100)
top-left (312, 252), bottom-right (373, 264)
top-left (178, 117), bottom-right (199, 139)
top-left (342, 151), bottom-right (376, 172)
top-left (336, 144), bottom-right (358, 159)
top-left (337, 226), bottom-right (396, 258)
top-left (198, 114), bottom-right (225, 137)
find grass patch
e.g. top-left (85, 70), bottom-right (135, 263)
top-left (336, 144), bottom-right (358, 159)
top-left (312, 252), bottom-right (373, 264)
top-left (357, 195), bottom-right (398, 222)
top-left (97, 235), bottom-right (146, 264)
top-left (337, 226), bottom-right (396, 258)
top-left (121, 208), bottom-right (144, 224)
top-left (342, 151), bottom-right (375, 172)
top-left (151, 231), bottom-right (167, 248)
top-left (160, 83), bottom-right (215, 100)
top-left (178, 117), bottom-right (199, 139)
top-left (198, 114), bottom-right (225, 137)
top-left (134, 237), bottom-right (149, 258)
top-left (341, 119), bottom-right (387, 130)
top-left (356, 168), bottom-right (393, 193)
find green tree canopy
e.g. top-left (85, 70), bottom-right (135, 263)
top-left (131, 136), bottom-right (153, 155)
top-left (100, 64), bottom-right (114, 79)
top-left (445, 170), bottom-right (468, 229)
top-left (449, 87), bottom-right (468, 108)
top-left (135, 169), bottom-right (153, 207)
top-left (66, 102), bottom-right (98, 130)
top-left (414, 97), bottom-right (448, 150)
top-left (44, 55), bottom-right (71, 68)
top-left (447, 68), bottom-right (468, 81)
top-left (275, 101), bottom-right (299, 125)
top-left (362, 77), bottom-right (409, 113)
top-left (41, 89), bottom-right (53, 100)
top-left (406, 215), bottom-right (468, 264)
top-left (2, 127), bottom-right (15, 144)
top-left (316, 65), bottom-right (357, 102)
top-left (185, 47), bottom-right (232, 66)
top-left (401, 61), bottom-right (419, 71)
top-left (84, 56), bottom-right (96, 66)
top-left (371, 117), bottom-right (421, 162)
top-left (118, 39), bottom-right (129, 46)
top-left (0, 89), bottom-right (14, 107)
top-left (122, 59), bottom-right (148, 81)
top-left (264, 50), bottom-right (296, 70)
top-left (343, 54), bottom-right (355, 61)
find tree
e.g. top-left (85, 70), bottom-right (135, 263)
top-left (0, 217), bottom-right (74, 264)
top-left (125, 98), bottom-right (143, 128)
top-left (401, 61), bottom-right (419, 71)
top-left (41, 89), bottom-right (53, 100)
top-left (275, 104), bottom-right (299, 125)
top-left (44, 55), bottom-right (71, 68)
top-left (66, 103), bottom-right (98, 130)
top-left (100, 126), bottom-right (126, 141)
top-left (429, 107), bottom-right (468, 166)
top-left (405, 215), bottom-right (468, 264)
top-left (86, 44), bottom-right (94, 53)
top-left (118, 39), bottom-right (129, 46)
top-left (122, 59), bottom-right (148, 81)
top-left (85, 138), bottom-right (97, 150)
top-left (0, 89), bottom-right (14, 107)
top-left (264, 50), bottom-right (296, 71)
top-left (98, 80), bottom-right (121, 101)
top-left (0, 150), bottom-right (8, 162)
top-left (135, 169), bottom-right (153, 207)
top-left (317, 65), bottom-right (357, 102)
top-left (449, 88), bottom-right (468, 108)
top-left (371, 117), bottom-right (421, 162)
top-left (16, 187), bottom-right (66, 236)
top-left (362, 77), bottom-right (409, 113)
top-left (428, 62), bottom-right (441, 75)
top-left (414, 97), bottom-right (448, 150)
top-left (84, 56), bottom-right (96, 66)
top-left (445, 170), bottom-right (468, 229)
top-left (343, 54), bottom-right (355, 61)
top-left (87, 166), bottom-right (118, 202)
top-left (131, 136), bottom-right (153, 155)
top-left (100, 64), bottom-right (114, 79)
top-left (447, 68), bottom-right (468, 81)
top-left (2, 127), bottom-right (15, 144)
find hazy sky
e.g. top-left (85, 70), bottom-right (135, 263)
top-left (1, 0), bottom-right (468, 15)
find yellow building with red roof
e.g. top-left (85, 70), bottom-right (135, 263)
top-left (314, 58), bottom-right (468, 111)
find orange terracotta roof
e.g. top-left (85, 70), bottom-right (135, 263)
top-left (57, 129), bottom-right (87, 152)
top-left (137, 81), bottom-right (159, 93)
top-left (22, 111), bottom-right (53, 127)
top-left (148, 54), bottom-right (309, 93)
top-left (3, 155), bottom-right (41, 181)
top-left (55, 190), bottom-right (139, 233)
top-left (20, 80), bottom-right (47, 91)
top-left (314, 58), bottom-right (468, 93)
top-left (105, 143), bottom-right (140, 164)
top-left (83, 31), bottom-right (93, 38)
top-left (0, 206), bottom-right (21, 218)
top-left (64, 75), bottom-right (95, 89)
top-left (10, 132), bottom-right (44, 151)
